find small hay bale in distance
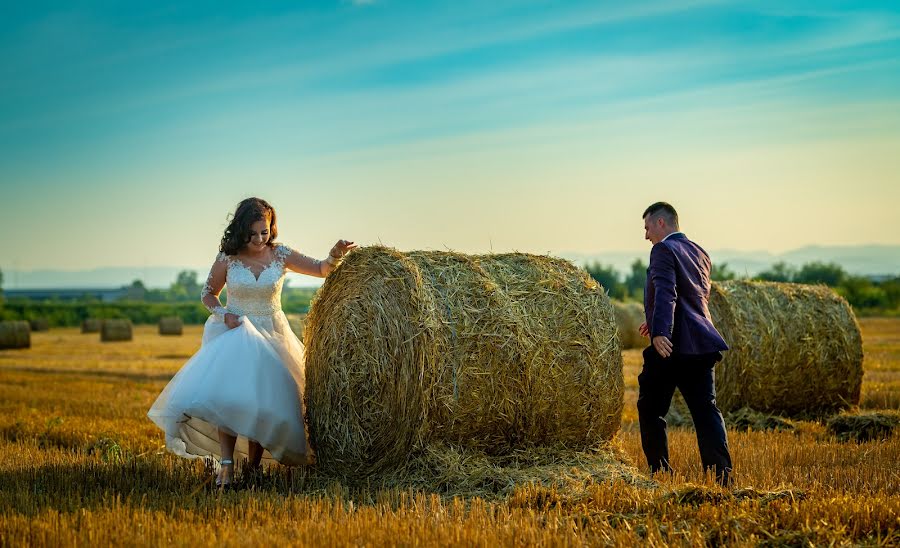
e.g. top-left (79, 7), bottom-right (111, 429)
top-left (101, 319), bottom-right (133, 342)
top-left (0, 321), bottom-right (31, 349)
top-left (82, 318), bottom-right (102, 333)
top-left (304, 246), bottom-right (624, 478)
top-left (709, 280), bottom-right (863, 417)
top-left (28, 318), bottom-right (50, 332)
top-left (612, 300), bottom-right (645, 350)
top-left (158, 316), bottom-right (183, 336)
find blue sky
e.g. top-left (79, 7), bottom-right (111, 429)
top-left (1, 0), bottom-right (899, 273)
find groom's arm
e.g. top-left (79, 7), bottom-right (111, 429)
top-left (649, 243), bottom-right (677, 341)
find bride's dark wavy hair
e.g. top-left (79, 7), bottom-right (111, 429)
top-left (219, 197), bottom-right (279, 255)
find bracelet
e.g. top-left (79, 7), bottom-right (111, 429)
top-left (212, 306), bottom-right (228, 317)
top-left (325, 255), bottom-right (344, 267)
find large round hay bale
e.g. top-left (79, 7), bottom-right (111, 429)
top-left (158, 316), bottom-right (183, 336)
top-left (709, 280), bottom-right (863, 416)
top-left (0, 321), bottom-right (31, 349)
top-left (82, 318), bottom-right (102, 333)
top-left (305, 246), bottom-right (624, 478)
top-left (612, 301), bottom-right (645, 349)
top-left (28, 318), bottom-right (50, 332)
top-left (101, 319), bottom-right (133, 342)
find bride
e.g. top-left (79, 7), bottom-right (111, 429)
top-left (147, 197), bottom-right (355, 488)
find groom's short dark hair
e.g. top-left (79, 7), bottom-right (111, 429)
top-left (642, 202), bottom-right (679, 229)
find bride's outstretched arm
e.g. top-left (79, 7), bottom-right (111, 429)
top-left (282, 240), bottom-right (357, 278)
top-left (201, 253), bottom-right (228, 317)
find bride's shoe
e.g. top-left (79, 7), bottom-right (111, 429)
top-left (215, 459), bottom-right (234, 490)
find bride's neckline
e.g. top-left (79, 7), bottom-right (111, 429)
top-left (231, 248), bottom-right (279, 282)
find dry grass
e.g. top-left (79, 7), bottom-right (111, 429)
top-left (0, 319), bottom-right (899, 546)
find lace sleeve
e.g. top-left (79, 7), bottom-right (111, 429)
top-left (201, 252), bottom-right (229, 317)
top-left (275, 243), bottom-right (293, 261)
top-left (281, 244), bottom-right (327, 277)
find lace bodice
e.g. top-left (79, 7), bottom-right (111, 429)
top-left (202, 244), bottom-right (293, 317)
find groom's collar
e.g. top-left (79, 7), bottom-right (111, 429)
top-left (661, 231), bottom-right (685, 242)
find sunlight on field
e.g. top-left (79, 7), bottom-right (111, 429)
top-left (1, 319), bottom-right (898, 545)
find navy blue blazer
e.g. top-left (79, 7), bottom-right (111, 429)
top-left (644, 233), bottom-right (728, 355)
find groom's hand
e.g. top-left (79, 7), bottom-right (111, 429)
top-left (639, 321), bottom-right (650, 337)
top-left (652, 335), bottom-right (673, 358)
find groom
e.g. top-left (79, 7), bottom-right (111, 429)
top-left (637, 201), bottom-right (733, 485)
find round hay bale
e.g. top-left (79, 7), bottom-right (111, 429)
top-left (82, 318), bottom-right (102, 333)
top-left (612, 300), bottom-right (646, 349)
top-left (101, 319), bottom-right (133, 342)
top-left (28, 318), bottom-right (50, 332)
top-left (158, 316), bottom-right (183, 336)
top-left (709, 280), bottom-right (863, 417)
top-left (0, 321), bottom-right (31, 349)
top-left (305, 246), bottom-right (624, 478)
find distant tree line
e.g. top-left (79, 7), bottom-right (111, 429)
top-left (0, 268), bottom-right (318, 326)
top-left (585, 260), bottom-right (900, 315)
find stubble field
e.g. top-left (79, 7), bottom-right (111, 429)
top-left (0, 318), bottom-right (898, 546)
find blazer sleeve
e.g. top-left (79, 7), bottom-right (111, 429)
top-left (649, 243), bottom-right (677, 339)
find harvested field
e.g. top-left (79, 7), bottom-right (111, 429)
top-left (0, 319), bottom-right (898, 545)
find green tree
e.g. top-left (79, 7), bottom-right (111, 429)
top-left (756, 261), bottom-right (795, 282)
top-left (793, 262), bottom-right (846, 287)
top-left (711, 262), bottom-right (737, 281)
top-left (585, 262), bottom-right (625, 299)
top-left (124, 279), bottom-right (147, 301)
top-left (881, 277), bottom-right (900, 310)
top-left (0, 266), bottom-right (4, 307)
top-left (624, 259), bottom-right (647, 301)
top-left (169, 270), bottom-right (202, 301)
top-left (837, 276), bottom-right (888, 309)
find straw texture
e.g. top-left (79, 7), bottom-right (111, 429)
top-left (101, 319), bottom-right (133, 342)
top-left (612, 301), bottom-right (645, 349)
top-left (304, 246), bottom-right (624, 479)
top-left (709, 280), bottom-right (863, 416)
top-left (158, 317), bottom-right (183, 336)
top-left (0, 321), bottom-right (31, 349)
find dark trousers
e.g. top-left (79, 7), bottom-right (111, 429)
top-left (637, 347), bottom-right (733, 485)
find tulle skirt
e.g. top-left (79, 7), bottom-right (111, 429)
top-left (147, 312), bottom-right (312, 465)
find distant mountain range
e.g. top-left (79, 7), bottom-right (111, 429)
top-left (2, 245), bottom-right (898, 290)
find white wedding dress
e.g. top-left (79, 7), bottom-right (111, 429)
top-left (147, 244), bottom-right (313, 465)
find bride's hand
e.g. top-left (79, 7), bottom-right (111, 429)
top-left (330, 239), bottom-right (358, 258)
top-left (224, 313), bottom-right (242, 329)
